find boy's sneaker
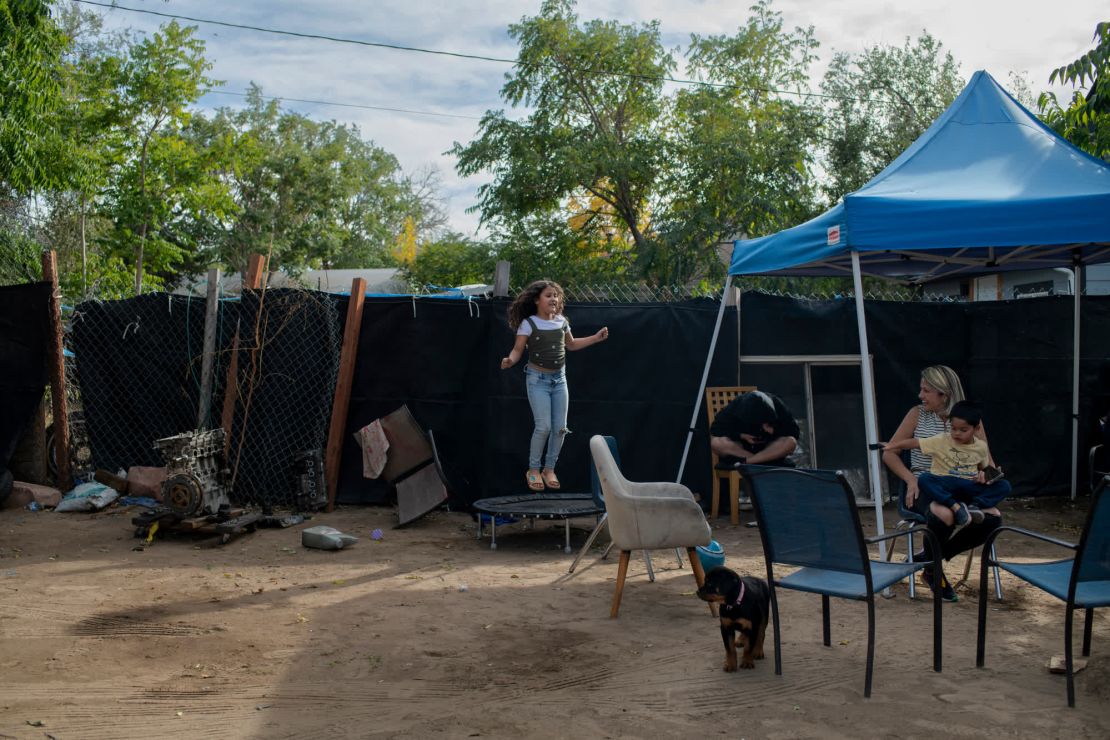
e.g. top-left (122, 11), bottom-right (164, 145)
top-left (966, 505), bottom-right (985, 524)
top-left (953, 504), bottom-right (970, 527)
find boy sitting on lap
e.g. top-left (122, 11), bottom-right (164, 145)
top-left (883, 401), bottom-right (1011, 528)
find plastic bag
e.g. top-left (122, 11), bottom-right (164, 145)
top-left (56, 482), bottom-right (120, 512)
top-left (301, 525), bottom-right (358, 550)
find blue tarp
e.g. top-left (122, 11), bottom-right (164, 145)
top-left (729, 71), bottom-right (1110, 281)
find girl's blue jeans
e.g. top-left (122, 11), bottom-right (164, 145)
top-left (525, 365), bottom-right (568, 470)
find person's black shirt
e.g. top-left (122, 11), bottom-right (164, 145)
top-left (709, 391), bottom-right (800, 464)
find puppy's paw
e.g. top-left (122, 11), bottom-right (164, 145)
top-left (740, 658), bottom-right (755, 669)
top-left (724, 658), bottom-right (737, 673)
top-left (752, 647), bottom-right (765, 660)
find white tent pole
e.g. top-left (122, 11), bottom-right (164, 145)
top-left (1071, 263), bottom-right (1083, 499)
top-left (851, 252), bottom-right (888, 559)
top-left (676, 273), bottom-right (733, 483)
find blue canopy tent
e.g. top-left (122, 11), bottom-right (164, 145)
top-left (678, 71), bottom-right (1110, 548)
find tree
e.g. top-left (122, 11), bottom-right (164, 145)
top-left (48, 2), bottom-right (130, 297)
top-left (0, 0), bottom-right (67, 193)
top-left (820, 33), bottom-right (963, 203)
top-left (453, 0), bottom-right (824, 286)
top-left (0, 212), bottom-right (40, 283)
top-left (1050, 20), bottom-right (1109, 107)
top-left (1040, 21), bottom-right (1110, 161)
top-left (197, 87), bottom-right (441, 276)
top-left (452, 0), bottom-right (673, 277)
top-left (98, 21), bottom-right (230, 294)
top-left (657, 1), bottom-right (821, 283)
top-left (400, 232), bottom-right (495, 290)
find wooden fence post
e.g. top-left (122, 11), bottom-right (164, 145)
top-left (197, 267), bottom-right (220, 429)
top-left (325, 278), bottom-right (367, 511)
top-left (42, 250), bottom-right (72, 491)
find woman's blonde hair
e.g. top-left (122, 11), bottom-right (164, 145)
top-left (921, 365), bottom-right (966, 416)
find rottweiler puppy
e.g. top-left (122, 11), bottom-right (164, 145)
top-left (696, 566), bottom-right (771, 672)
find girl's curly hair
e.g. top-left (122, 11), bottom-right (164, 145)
top-left (507, 279), bottom-right (564, 330)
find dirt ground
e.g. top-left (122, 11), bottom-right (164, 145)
top-left (1, 495), bottom-right (1109, 739)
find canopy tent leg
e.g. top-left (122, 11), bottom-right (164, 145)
top-left (851, 252), bottom-right (888, 559)
top-left (676, 274), bottom-right (733, 483)
top-left (1071, 263), bottom-right (1083, 500)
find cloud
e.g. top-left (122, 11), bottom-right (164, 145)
top-left (93, 0), bottom-right (1106, 240)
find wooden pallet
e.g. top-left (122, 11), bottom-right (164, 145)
top-left (132, 507), bottom-right (263, 544)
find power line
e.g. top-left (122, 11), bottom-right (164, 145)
top-left (74, 0), bottom-right (519, 64)
top-left (73, 0), bottom-right (849, 102)
top-left (204, 89), bottom-right (485, 121)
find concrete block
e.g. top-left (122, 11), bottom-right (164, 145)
top-left (6, 481), bottom-right (62, 509)
top-left (126, 466), bottom-right (168, 500)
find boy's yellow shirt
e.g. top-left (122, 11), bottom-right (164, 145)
top-left (919, 433), bottom-right (991, 479)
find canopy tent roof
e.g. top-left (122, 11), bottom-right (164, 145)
top-left (729, 71), bottom-right (1110, 283)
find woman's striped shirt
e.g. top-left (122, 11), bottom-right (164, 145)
top-left (909, 406), bottom-right (949, 475)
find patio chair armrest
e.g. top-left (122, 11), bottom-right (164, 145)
top-left (866, 525), bottom-right (929, 545)
top-left (867, 525), bottom-right (941, 565)
top-left (625, 480), bottom-right (696, 502)
top-left (985, 525), bottom-right (1077, 552)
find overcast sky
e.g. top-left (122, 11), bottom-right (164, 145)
top-left (85, 0), bottom-right (1108, 237)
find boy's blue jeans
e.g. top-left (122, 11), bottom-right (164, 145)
top-left (918, 472), bottom-right (1012, 511)
top-left (525, 366), bottom-right (568, 470)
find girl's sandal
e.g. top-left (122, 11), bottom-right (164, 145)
top-left (527, 471), bottom-right (544, 492)
top-left (542, 470), bottom-right (561, 490)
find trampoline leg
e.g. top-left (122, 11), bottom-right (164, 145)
top-left (602, 541), bottom-right (614, 560)
top-left (674, 548), bottom-right (683, 568)
top-left (476, 516), bottom-right (482, 540)
top-left (568, 513), bottom-right (607, 574)
top-left (644, 551), bottom-right (655, 582)
top-left (490, 520), bottom-right (497, 551)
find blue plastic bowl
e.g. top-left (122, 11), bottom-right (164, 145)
top-left (696, 540), bottom-right (726, 572)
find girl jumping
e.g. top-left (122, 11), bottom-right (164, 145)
top-left (500, 280), bottom-right (609, 491)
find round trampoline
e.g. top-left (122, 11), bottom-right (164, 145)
top-left (472, 493), bottom-right (602, 552)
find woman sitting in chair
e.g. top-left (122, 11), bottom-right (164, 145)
top-left (882, 365), bottom-right (1003, 602)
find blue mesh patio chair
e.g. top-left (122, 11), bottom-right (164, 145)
top-left (742, 464), bottom-right (943, 698)
top-left (976, 475), bottom-right (1110, 707)
top-left (1090, 440), bottom-right (1108, 494)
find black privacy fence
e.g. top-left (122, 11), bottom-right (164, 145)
top-left (53, 289), bottom-right (1110, 509)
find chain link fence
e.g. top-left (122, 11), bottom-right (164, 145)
top-left (731, 281), bottom-right (966, 303)
top-left (65, 286), bottom-right (341, 510)
top-left (507, 279), bottom-right (969, 304)
top-left (224, 288), bottom-right (341, 508)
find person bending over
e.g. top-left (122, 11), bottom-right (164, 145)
top-left (709, 390), bottom-right (800, 467)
